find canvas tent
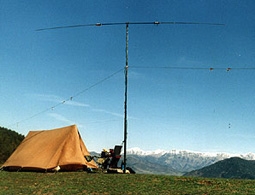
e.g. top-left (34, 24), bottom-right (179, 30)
top-left (1, 125), bottom-right (98, 171)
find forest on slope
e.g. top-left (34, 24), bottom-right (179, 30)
top-left (0, 127), bottom-right (24, 164)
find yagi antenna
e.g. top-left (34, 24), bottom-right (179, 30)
top-left (36, 21), bottom-right (225, 173)
top-left (36, 21), bottom-right (224, 31)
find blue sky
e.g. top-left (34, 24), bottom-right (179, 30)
top-left (1, 0), bottom-right (255, 154)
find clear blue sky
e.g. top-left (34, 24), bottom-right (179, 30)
top-left (1, 0), bottom-right (255, 154)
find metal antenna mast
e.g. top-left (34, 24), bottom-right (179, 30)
top-left (37, 21), bottom-right (224, 173)
top-left (123, 23), bottom-right (129, 173)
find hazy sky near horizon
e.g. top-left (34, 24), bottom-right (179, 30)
top-left (1, 0), bottom-right (255, 153)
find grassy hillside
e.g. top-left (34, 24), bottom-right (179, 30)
top-left (0, 127), bottom-right (24, 164)
top-left (185, 157), bottom-right (255, 179)
top-left (1, 172), bottom-right (255, 194)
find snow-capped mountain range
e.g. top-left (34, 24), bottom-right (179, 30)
top-left (124, 147), bottom-right (255, 175)
top-left (126, 147), bottom-right (255, 159)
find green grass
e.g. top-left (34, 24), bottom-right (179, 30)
top-left (1, 171), bottom-right (255, 194)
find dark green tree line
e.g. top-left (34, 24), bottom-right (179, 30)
top-left (0, 126), bottom-right (24, 164)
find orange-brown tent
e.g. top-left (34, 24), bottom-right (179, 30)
top-left (1, 125), bottom-right (98, 171)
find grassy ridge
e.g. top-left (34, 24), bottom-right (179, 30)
top-left (1, 172), bottom-right (255, 194)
